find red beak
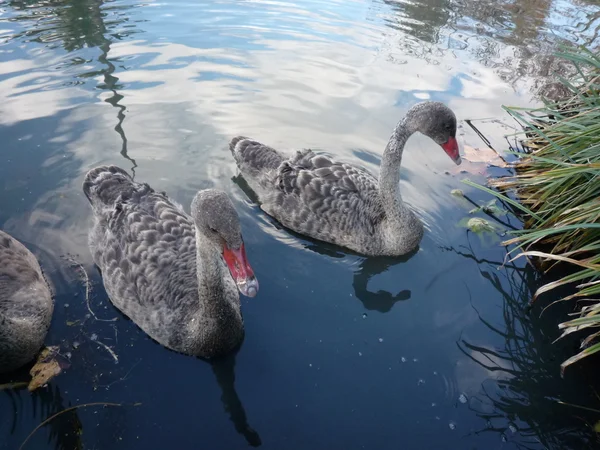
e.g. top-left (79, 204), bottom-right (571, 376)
top-left (222, 243), bottom-right (259, 297)
top-left (441, 136), bottom-right (461, 165)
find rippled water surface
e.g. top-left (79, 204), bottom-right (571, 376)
top-left (1, 0), bottom-right (600, 449)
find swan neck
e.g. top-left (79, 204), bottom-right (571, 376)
top-left (379, 118), bottom-right (414, 217)
top-left (195, 233), bottom-right (227, 312)
top-left (194, 229), bottom-right (242, 332)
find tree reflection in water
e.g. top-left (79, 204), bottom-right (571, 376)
top-left (447, 241), bottom-right (600, 449)
top-left (1, 377), bottom-right (83, 450)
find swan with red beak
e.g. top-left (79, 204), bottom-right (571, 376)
top-left (83, 165), bottom-right (259, 358)
top-left (229, 101), bottom-right (462, 257)
top-left (223, 243), bottom-right (258, 298)
top-left (441, 136), bottom-right (461, 165)
top-left (191, 189), bottom-right (260, 299)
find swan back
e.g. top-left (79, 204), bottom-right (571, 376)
top-left (83, 166), bottom-right (256, 358)
top-left (0, 231), bottom-right (53, 373)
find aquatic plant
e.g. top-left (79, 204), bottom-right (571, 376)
top-left (451, 241), bottom-right (600, 449)
top-left (463, 46), bottom-right (600, 372)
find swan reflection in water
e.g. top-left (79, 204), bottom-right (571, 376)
top-left (351, 254), bottom-right (414, 313)
top-left (211, 353), bottom-right (262, 447)
top-left (1, 356), bottom-right (261, 448)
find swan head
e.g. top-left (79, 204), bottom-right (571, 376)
top-left (407, 101), bottom-right (461, 165)
top-left (191, 189), bottom-right (259, 298)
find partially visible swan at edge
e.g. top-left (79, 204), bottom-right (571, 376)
top-left (83, 166), bottom-right (259, 358)
top-left (229, 101), bottom-right (461, 257)
top-left (0, 230), bottom-right (54, 373)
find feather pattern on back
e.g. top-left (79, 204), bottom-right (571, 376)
top-left (0, 231), bottom-right (54, 373)
top-left (83, 166), bottom-right (244, 358)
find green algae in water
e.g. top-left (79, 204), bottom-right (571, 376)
top-left (458, 217), bottom-right (503, 246)
top-left (466, 217), bottom-right (494, 233)
top-left (469, 199), bottom-right (507, 216)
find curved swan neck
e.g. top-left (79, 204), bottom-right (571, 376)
top-left (194, 230), bottom-right (242, 330)
top-left (196, 238), bottom-right (220, 302)
top-left (379, 117), bottom-right (415, 217)
top-left (196, 233), bottom-right (231, 310)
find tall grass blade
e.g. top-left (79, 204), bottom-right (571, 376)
top-left (469, 46), bottom-right (600, 370)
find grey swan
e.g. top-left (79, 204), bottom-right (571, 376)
top-left (229, 101), bottom-right (461, 256)
top-left (0, 230), bottom-right (54, 373)
top-left (83, 166), bottom-right (259, 358)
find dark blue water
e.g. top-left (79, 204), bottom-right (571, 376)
top-left (1, 0), bottom-right (600, 449)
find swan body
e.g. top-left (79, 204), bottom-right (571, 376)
top-left (0, 231), bottom-right (54, 373)
top-left (229, 101), bottom-right (461, 256)
top-left (83, 166), bottom-right (258, 358)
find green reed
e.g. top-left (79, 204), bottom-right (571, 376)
top-left (464, 46), bottom-right (600, 373)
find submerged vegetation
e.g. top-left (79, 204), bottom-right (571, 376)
top-left (465, 46), bottom-right (600, 372)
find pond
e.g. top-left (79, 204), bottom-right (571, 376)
top-left (1, 0), bottom-right (600, 449)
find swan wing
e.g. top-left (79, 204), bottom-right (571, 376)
top-left (0, 231), bottom-right (51, 319)
top-left (229, 136), bottom-right (284, 181)
top-left (274, 150), bottom-right (385, 234)
top-left (84, 166), bottom-right (197, 313)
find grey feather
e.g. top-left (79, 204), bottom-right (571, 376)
top-left (0, 231), bottom-right (54, 373)
top-left (229, 101), bottom-right (459, 256)
top-left (229, 136), bottom-right (284, 179)
top-left (83, 166), bottom-right (257, 359)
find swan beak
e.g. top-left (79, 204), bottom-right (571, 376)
top-left (223, 243), bottom-right (259, 298)
top-left (441, 137), bottom-right (461, 165)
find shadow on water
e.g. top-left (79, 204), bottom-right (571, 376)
top-left (210, 354), bottom-right (262, 447)
top-left (446, 240), bottom-right (600, 449)
top-left (352, 254), bottom-right (414, 313)
top-left (0, 270), bottom-right (262, 449)
top-left (0, 380), bottom-right (83, 450)
top-left (98, 38), bottom-right (138, 174)
top-left (232, 172), bottom-right (416, 313)
top-left (85, 267), bottom-right (262, 447)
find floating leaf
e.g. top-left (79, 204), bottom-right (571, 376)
top-left (469, 199), bottom-right (507, 216)
top-left (66, 320), bottom-right (80, 326)
top-left (483, 202), bottom-right (506, 216)
top-left (594, 420), bottom-right (600, 433)
top-left (463, 145), bottom-right (508, 167)
top-left (466, 217), bottom-right (495, 233)
top-left (457, 217), bottom-right (502, 246)
top-left (451, 189), bottom-right (464, 197)
top-left (28, 346), bottom-right (69, 391)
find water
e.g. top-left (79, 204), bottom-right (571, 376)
top-left (1, 0), bottom-right (600, 448)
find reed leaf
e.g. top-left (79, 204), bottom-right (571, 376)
top-left (561, 342), bottom-right (600, 377)
top-left (467, 46), bottom-right (600, 370)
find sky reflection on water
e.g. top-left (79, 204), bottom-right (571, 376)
top-left (1, 0), bottom-right (600, 449)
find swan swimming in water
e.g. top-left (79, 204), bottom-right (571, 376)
top-left (0, 230), bottom-right (54, 373)
top-left (83, 166), bottom-right (258, 358)
top-left (229, 101), bottom-right (461, 256)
